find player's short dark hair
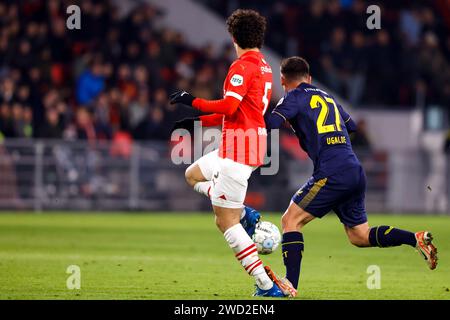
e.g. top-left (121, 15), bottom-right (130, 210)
top-left (226, 9), bottom-right (266, 49)
top-left (280, 56), bottom-right (310, 82)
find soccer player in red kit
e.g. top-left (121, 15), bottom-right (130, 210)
top-left (170, 9), bottom-right (287, 297)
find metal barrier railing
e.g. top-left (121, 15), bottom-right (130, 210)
top-left (0, 139), bottom-right (446, 213)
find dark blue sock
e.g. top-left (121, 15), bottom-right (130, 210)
top-left (369, 226), bottom-right (416, 247)
top-left (281, 231), bottom-right (304, 289)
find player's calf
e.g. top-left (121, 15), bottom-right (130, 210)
top-left (368, 225), bottom-right (417, 248)
top-left (350, 224), bottom-right (438, 270)
top-left (279, 202), bottom-right (315, 290)
top-left (345, 223), bottom-right (417, 248)
top-left (215, 205), bottom-right (274, 292)
top-left (345, 224), bottom-right (371, 247)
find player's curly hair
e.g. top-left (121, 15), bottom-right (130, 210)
top-left (226, 9), bottom-right (266, 49)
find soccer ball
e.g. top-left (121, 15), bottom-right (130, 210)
top-left (252, 221), bottom-right (281, 255)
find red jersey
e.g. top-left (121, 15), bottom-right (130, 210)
top-left (194, 51), bottom-right (273, 166)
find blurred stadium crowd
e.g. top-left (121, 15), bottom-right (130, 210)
top-left (0, 0), bottom-right (233, 142)
top-left (0, 0), bottom-right (449, 144)
top-left (201, 0), bottom-right (450, 107)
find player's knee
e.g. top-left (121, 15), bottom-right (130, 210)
top-left (184, 167), bottom-right (196, 187)
top-left (215, 215), bottom-right (224, 232)
top-left (349, 238), bottom-right (366, 247)
top-left (281, 211), bottom-right (304, 231)
top-left (348, 232), bottom-right (370, 247)
top-left (214, 213), bottom-right (239, 233)
top-left (281, 212), bottom-right (292, 229)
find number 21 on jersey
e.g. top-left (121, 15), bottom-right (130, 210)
top-left (309, 94), bottom-right (342, 134)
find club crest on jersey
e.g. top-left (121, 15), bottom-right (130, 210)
top-left (260, 65), bottom-right (272, 73)
top-left (230, 74), bottom-right (244, 86)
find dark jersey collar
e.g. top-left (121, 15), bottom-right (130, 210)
top-left (297, 82), bottom-right (314, 90)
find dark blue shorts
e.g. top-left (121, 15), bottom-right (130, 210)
top-left (291, 165), bottom-right (367, 227)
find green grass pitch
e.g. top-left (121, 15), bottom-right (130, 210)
top-left (0, 212), bottom-right (449, 300)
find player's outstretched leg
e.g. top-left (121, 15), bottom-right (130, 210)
top-left (185, 162), bottom-right (213, 197)
top-left (346, 224), bottom-right (438, 270)
top-left (214, 205), bottom-right (285, 297)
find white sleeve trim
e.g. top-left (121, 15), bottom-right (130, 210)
top-left (273, 110), bottom-right (287, 121)
top-left (225, 91), bottom-right (243, 101)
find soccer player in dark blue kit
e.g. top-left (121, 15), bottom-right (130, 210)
top-left (263, 57), bottom-right (438, 297)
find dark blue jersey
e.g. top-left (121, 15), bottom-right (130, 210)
top-left (266, 83), bottom-right (360, 177)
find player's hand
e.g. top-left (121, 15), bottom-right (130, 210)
top-left (169, 90), bottom-right (196, 106)
top-left (172, 117), bottom-right (199, 132)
